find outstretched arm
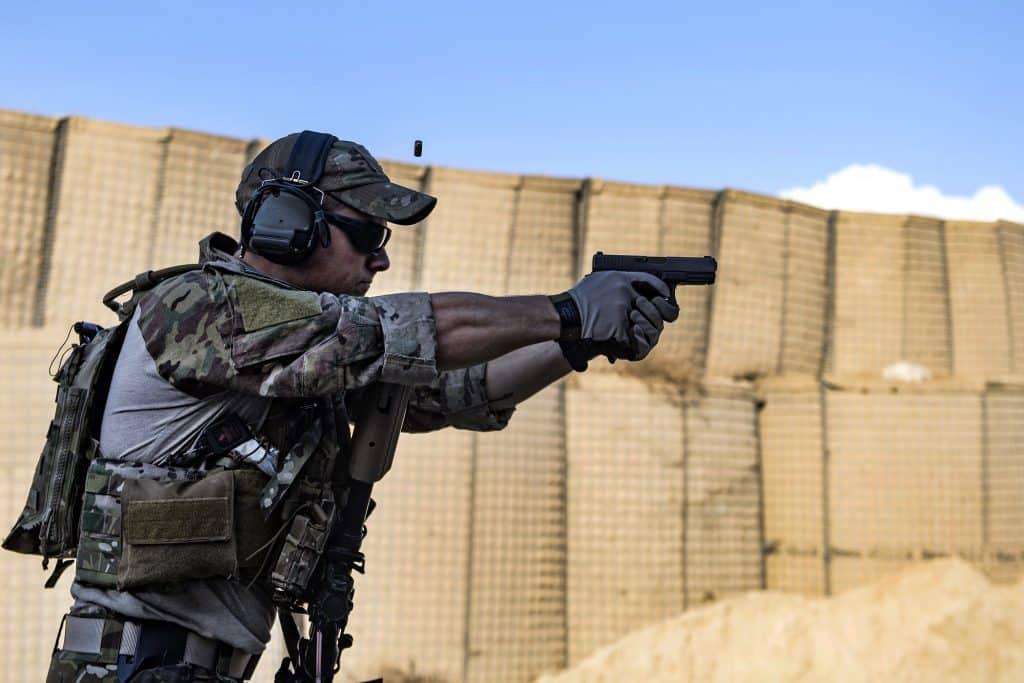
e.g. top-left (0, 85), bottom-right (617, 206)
top-left (484, 341), bottom-right (572, 405)
top-left (431, 293), bottom-right (561, 370)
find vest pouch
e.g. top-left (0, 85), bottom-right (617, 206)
top-left (3, 322), bottom-right (126, 560)
top-left (118, 469), bottom-right (237, 590)
top-left (75, 459), bottom-right (279, 590)
top-left (76, 459), bottom-right (209, 588)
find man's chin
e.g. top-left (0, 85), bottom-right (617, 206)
top-left (333, 281), bottom-right (371, 296)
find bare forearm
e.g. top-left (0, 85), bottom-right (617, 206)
top-left (431, 292), bottom-right (561, 370)
top-left (485, 341), bottom-right (573, 404)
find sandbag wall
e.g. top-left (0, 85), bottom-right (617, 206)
top-left (760, 214), bottom-right (1024, 597)
top-left (2, 109), bottom-right (1023, 683)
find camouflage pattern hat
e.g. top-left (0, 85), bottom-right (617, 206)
top-left (236, 133), bottom-right (437, 225)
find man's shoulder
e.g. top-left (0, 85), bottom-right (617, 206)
top-left (140, 268), bottom-right (225, 329)
top-left (136, 268), bottom-right (230, 364)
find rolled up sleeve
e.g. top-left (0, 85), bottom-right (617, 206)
top-left (373, 293), bottom-right (439, 386)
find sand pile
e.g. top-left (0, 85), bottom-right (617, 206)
top-left (537, 559), bottom-right (1024, 682)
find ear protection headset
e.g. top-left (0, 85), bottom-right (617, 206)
top-left (240, 131), bottom-right (340, 265)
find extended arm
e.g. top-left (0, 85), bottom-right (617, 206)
top-left (485, 342), bottom-right (572, 404)
top-left (430, 293), bottom-right (561, 370)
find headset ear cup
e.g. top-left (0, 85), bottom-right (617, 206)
top-left (246, 184), bottom-right (325, 265)
top-left (240, 189), bottom-right (263, 249)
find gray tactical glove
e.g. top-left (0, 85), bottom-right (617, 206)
top-left (628, 294), bottom-right (680, 361)
top-left (550, 271), bottom-right (673, 371)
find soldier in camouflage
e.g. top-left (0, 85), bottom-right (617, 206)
top-left (47, 134), bottom-right (680, 681)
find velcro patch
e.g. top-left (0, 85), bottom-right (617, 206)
top-left (124, 497), bottom-right (231, 544)
top-left (229, 276), bottom-right (323, 332)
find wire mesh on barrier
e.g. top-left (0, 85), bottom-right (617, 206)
top-left (565, 373), bottom-right (686, 664)
top-left (759, 378), bottom-right (827, 595)
top-left (466, 386), bottom-right (567, 683)
top-left (43, 118), bottom-right (166, 327)
top-left (683, 383), bottom-right (762, 605)
top-left (148, 129), bottom-right (250, 266)
top-left (830, 212), bottom-right (906, 376)
top-left (0, 111), bottom-right (57, 327)
top-left (998, 221), bottom-right (1024, 373)
top-left (945, 220), bottom-right (1013, 377)
top-left (705, 190), bottom-right (788, 379)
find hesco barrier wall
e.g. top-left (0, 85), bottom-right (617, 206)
top-left (0, 109), bottom-right (1022, 683)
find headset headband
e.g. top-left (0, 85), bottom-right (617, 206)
top-left (283, 131), bottom-right (338, 186)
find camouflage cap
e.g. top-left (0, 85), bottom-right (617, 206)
top-left (236, 133), bottom-right (437, 225)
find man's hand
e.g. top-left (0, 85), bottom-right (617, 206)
top-left (566, 271), bottom-right (671, 346)
top-left (552, 271), bottom-right (675, 371)
top-left (626, 294), bottom-right (680, 360)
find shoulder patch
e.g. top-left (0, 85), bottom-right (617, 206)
top-left (228, 276), bottom-right (323, 331)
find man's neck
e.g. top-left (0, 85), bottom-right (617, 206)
top-left (240, 252), bottom-right (307, 290)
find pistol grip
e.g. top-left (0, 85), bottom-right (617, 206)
top-left (630, 279), bottom-right (676, 306)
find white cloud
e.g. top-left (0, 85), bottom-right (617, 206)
top-left (779, 164), bottom-right (1024, 223)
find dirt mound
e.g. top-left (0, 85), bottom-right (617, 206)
top-left (537, 559), bottom-right (1024, 682)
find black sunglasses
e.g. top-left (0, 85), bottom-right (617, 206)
top-left (322, 212), bottom-right (392, 255)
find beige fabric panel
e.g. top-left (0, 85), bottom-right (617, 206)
top-left (654, 187), bottom-right (716, 384)
top-left (830, 212), bottom-right (905, 375)
top-left (903, 216), bottom-right (952, 375)
top-left (43, 118), bottom-right (166, 326)
top-left (998, 221), bottom-right (1024, 373)
top-left (0, 328), bottom-right (79, 678)
top-left (0, 111), bottom-right (57, 328)
top-left (377, 161), bottom-right (429, 294)
top-left (984, 385), bottom-right (1024, 570)
top-left (759, 383), bottom-right (826, 594)
top-left (345, 429), bottom-right (475, 683)
top-left (419, 167), bottom-right (519, 295)
top-left (565, 373), bottom-right (685, 664)
top-left (705, 191), bottom-right (786, 379)
top-left (466, 385), bottom-right (566, 683)
top-left (827, 389), bottom-right (983, 556)
top-left (505, 175), bottom-right (579, 295)
top-left (149, 129), bottom-right (249, 266)
top-left (946, 221), bottom-right (1012, 376)
top-left (778, 203), bottom-right (830, 375)
top-left (683, 385), bottom-right (762, 605)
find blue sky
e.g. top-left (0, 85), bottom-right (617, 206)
top-left (1, 1), bottom-right (1020, 209)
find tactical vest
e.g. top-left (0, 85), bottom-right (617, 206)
top-left (3, 264), bottom-right (322, 592)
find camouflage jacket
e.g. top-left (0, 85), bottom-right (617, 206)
top-left (139, 232), bottom-right (516, 436)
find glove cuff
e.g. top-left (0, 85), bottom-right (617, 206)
top-left (549, 292), bottom-right (582, 342)
top-left (550, 293), bottom-right (589, 371)
top-left (557, 339), bottom-right (594, 372)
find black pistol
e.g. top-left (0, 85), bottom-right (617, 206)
top-left (591, 252), bottom-right (718, 303)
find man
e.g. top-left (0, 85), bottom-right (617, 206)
top-left (46, 132), bottom-right (679, 682)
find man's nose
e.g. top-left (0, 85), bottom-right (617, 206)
top-left (368, 248), bottom-right (390, 272)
